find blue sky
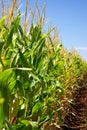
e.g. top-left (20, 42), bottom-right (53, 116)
top-left (0, 0), bottom-right (87, 60)
top-left (28, 0), bottom-right (87, 60)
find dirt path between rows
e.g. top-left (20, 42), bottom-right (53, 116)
top-left (61, 73), bottom-right (87, 130)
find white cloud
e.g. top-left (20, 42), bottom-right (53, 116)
top-left (75, 47), bottom-right (87, 51)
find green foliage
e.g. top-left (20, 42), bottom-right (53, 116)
top-left (0, 2), bottom-right (87, 129)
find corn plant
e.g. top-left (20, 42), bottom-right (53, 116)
top-left (0, 0), bottom-right (87, 130)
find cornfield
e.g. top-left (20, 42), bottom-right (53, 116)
top-left (0, 0), bottom-right (87, 130)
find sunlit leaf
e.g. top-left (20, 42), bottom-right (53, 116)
top-left (0, 69), bottom-right (13, 83)
top-left (32, 102), bottom-right (42, 116)
top-left (0, 16), bottom-right (6, 26)
top-left (21, 120), bottom-right (38, 130)
top-left (12, 67), bottom-right (32, 71)
top-left (30, 73), bottom-right (40, 82)
top-left (8, 80), bottom-right (16, 92)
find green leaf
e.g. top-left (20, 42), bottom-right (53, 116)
top-left (0, 69), bottom-right (13, 83)
top-left (5, 117), bottom-right (13, 130)
top-left (21, 120), bottom-right (29, 127)
top-left (8, 80), bottom-right (16, 92)
top-left (16, 80), bottom-right (24, 96)
top-left (0, 40), bottom-right (4, 54)
top-left (0, 104), bottom-right (4, 129)
top-left (30, 73), bottom-right (40, 82)
top-left (0, 91), bottom-right (5, 129)
top-left (0, 16), bottom-right (6, 26)
top-left (6, 26), bottom-right (14, 47)
top-left (18, 25), bottom-right (24, 37)
top-left (17, 109), bottom-right (25, 118)
top-left (21, 120), bottom-right (38, 130)
top-left (39, 115), bottom-right (50, 125)
top-left (29, 121), bottom-right (38, 130)
top-left (12, 15), bottom-right (20, 28)
top-left (32, 102), bottom-right (42, 116)
top-left (18, 48), bottom-right (29, 67)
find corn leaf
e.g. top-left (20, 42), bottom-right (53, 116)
top-left (0, 69), bottom-right (13, 83)
top-left (0, 91), bottom-right (5, 129)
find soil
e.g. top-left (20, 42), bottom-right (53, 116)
top-left (61, 73), bottom-right (87, 130)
